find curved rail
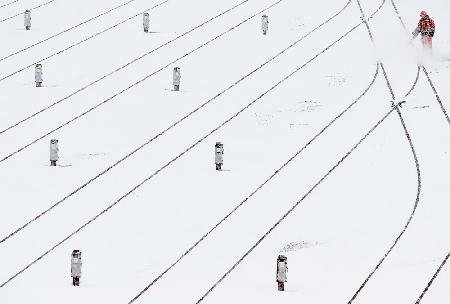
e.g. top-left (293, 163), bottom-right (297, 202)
top-left (189, 1), bottom-right (413, 302)
top-left (196, 103), bottom-right (401, 303)
top-left (347, 55), bottom-right (422, 304)
top-left (182, 4), bottom-right (395, 302)
top-left (347, 0), bottom-right (422, 302)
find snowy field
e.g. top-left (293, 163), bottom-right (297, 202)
top-left (0, 0), bottom-right (449, 303)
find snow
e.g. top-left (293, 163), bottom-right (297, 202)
top-left (0, 0), bottom-right (449, 303)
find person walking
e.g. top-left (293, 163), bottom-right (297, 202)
top-left (412, 11), bottom-right (435, 48)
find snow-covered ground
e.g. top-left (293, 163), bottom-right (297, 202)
top-left (0, 0), bottom-right (449, 303)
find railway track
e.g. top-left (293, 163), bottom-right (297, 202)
top-left (0, 0), bottom-right (371, 288)
top-left (0, 0), bottom-right (168, 82)
top-left (0, 0), bottom-right (351, 246)
top-left (347, 0), bottom-right (422, 302)
top-left (389, 0), bottom-right (450, 126)
top-left (0, 0), bottom-right (155, 63)
top-left (415, 250), bottom-right (450, 303)
top-left (0, 0), bottom-right (58, 24)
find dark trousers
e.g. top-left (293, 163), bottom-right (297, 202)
top-left (50, 160), bottom-right (57, 166)
top-left (25, 26), bottom-right (31, 30)
top-left (277, 281), bottom-right (284, 291)
top-left (72, 277), bottom-right (80, 286)
top-left (216, 163), bottom-right (222, 170)
top-left (174, 84), bottom-right (180, 91)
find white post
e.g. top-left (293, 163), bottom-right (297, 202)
top-left (173, 67), bottom-right (181, 91)
top-left (276, 255), bottom-right (288, 291)
top-left (24, 10), bottom-right (31, 30)
top-left (71, 250), bottom-right (82, 286)
top-left (35, 64), bottom-right (43, 87)
top-left (261, 15), bottom-right (269, 35)
top-left (49, 139), bottom-right (59, 166)
top-left (143, 12), bottom-right (150, 33)
top-left (215, 142), bottom-right (224, 170)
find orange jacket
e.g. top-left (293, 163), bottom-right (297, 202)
top-left (418, 15), bottom-right (435, 36)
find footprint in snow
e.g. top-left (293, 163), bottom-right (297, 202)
top-left (280, 241), bottom-right (320, 253)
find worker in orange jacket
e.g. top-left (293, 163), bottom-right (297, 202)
top-left (412, 11), bottom-right (435, 48)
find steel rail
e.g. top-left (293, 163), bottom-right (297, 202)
top-left (0, 0), bottom-right (160, 63)
top-left (0, 0), bottom-right (58, 23)
top-left (0, 0), bottom-right (249, 136)
top-left (0, 2), bottom-right (364, 287)
top-left (389, 0), bottom-right (450, 125)
top-left (347, 0), bottom-right (422, 302)
top-left (128, 64), bottom-right (379, 302)
top-left (0, 0), bottom-right (168, 82)
top-left (0, 0), bottom-right (266, 163)
top-left (130, 11), bottom-right (384, 304)
top-left (132, 4), bottom-right (392, 302)
top-left (415, 250), bottom-right (450, 303)
top-left (0, 0), bottom-right (352, 245)
top-left (196, 103), bottom-right (402, 303)
top-left (0, 0), bottom-right (19, 10)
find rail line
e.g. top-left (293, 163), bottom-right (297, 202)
top-left (421, 67), bottom-right (450, 125)
top-left (389, 0), bottom-right (450, 126)
top-left (0, 0), bottom-right (250, 138)
top-left (127, 61), bottom-right (379, 302)
top-left (0, 0), bottom-right (58, 23)
top-left (196, 102), bottom-right (401, 303)
top-left (0, 0), bottom-right (18, 10)
top-left (0, 0), bottom-right (168, 82)
top-left (388, 2), bottom-right (450, 302)
top-left (0, 0), bottom-right (352, 245)
top-left (0, 0), bottom-right (273, 163)
top-left (347, 0), bottom-right (422, 302)
top-left (189, 1), bottom-right (417, 302)
top-left (415, 250), bottom-right (450, 304)
top-left (0, 4), bottom-right (368, 288)
top-left (0, 0), bottom-right (158, 63)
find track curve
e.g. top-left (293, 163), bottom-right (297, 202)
top-left (347, 0), bottom-right (422, 302)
